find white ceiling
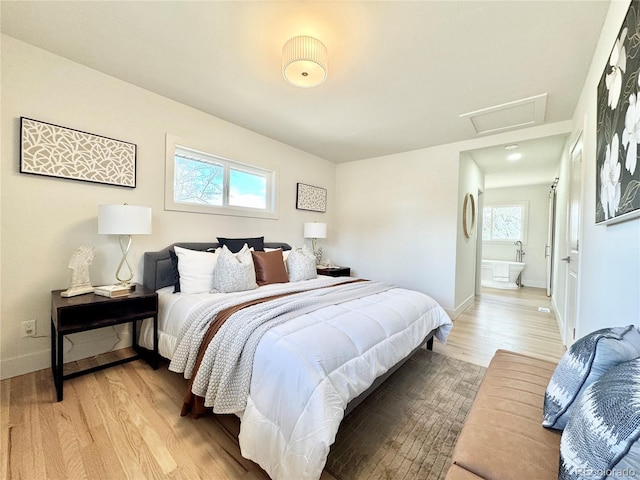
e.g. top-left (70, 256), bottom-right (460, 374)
top-left (1, 1), bottom-right (610, 185)
top-left (466, 134), bottom-right (568, 189)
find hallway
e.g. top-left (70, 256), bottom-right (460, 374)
top-left (433, 286), bottom-right (566, 367)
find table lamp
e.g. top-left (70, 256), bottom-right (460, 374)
top-left (303, 222), bottom-right (327, 264)
top-left (98, 204), bottom-right (152, 286)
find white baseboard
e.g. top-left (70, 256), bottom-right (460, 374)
top-left (551, 295), bottom-right (566, 346)
top-left (1, 349), bottom-right (51, 380)
top-left (0, 329), bottom-right (132, 380)
top-left (447, 293), bottom-right (475, 320)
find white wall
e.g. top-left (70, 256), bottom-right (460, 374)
top-left (483, 184), bottom-right (550, 289)
top-left (334, 145), bottom-right (460, 310)
top-left (335, 121), bottom-right (571, 315)
top-left (0, 36), bottom-right (337, 379)
top-left (455, 153), bottom-right (483, 310)
top-left (563, 0), bottom-right (640, 339)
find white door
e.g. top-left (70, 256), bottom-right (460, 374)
top-left (545, 183), bottom-right (557, 296)
top-left (563, 134), bottom-right (583, 346)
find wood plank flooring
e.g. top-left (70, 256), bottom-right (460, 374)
top-left (1, 286), bottom-right (564, 479)
top-left (433, 286), bottom-right (566, 367)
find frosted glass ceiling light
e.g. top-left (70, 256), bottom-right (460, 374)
top-left (282, 36), bottom-right (327, 88)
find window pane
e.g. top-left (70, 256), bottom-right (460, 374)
top-left (491, 206), bottom-right (522, 240)
top-left (229, 168), bottom-right (267, 209)
top-left (482, 207), bottom-right (492, 240)
top-left (174, 156), bottom-right (223, 205)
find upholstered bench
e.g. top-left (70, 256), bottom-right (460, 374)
top-left (445, 349), bottom-right (561, 480)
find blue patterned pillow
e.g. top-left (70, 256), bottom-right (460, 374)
top-left (559, 358), bottom-right (640, 480)
top-left (542, 325), bottom-right (640, 430)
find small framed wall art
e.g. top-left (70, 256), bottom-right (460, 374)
top-left (296, 182), bottom-right (327, 213)
top-left (20, 117), bottom-right (137, 188)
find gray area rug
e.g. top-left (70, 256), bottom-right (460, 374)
top-left (326, 350), bottom-right (486, 480)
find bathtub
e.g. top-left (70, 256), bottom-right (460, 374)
top-left (481, 259), bottom-right (525, 289)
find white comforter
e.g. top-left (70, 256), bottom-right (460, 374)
top-left (140, 276), bottom-right (452, 480)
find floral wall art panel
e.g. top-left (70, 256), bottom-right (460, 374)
top-left (296, 183), bottom-right (327, 212)
top-left (20, 117), bottom-right (136, 188)
top-left (596, 0), bottom-right (640, 225)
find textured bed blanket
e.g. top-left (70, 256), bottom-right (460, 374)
top-left (171, 280), bottom-right (393, 414)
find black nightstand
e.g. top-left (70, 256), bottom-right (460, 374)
top-left (50, 284), bottom-right (158, 401)
top-left (317, 266), bottom-right (351, 277)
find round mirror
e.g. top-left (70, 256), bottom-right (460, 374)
top-left (463, 193), bottom-right (476, 238)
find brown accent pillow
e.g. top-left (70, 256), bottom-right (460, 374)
top-left (252, 250), bottom-right (289, 286)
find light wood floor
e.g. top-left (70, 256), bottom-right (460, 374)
top-left (434, 286), bottom-right (566, 366)
top-left (1, 286), bottom-right (565, 479)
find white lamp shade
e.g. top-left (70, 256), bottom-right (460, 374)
top-left (98, 205), bottom-right (152, 235)
top-left (282, 36), bottom-right (327, 88)
top-left (304, 222), bottom-right (327, 239)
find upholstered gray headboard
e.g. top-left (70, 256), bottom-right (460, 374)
top-left (143, 242), bottom-right (292, 292)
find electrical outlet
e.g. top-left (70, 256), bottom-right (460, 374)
top-left (22, 320), bottom-right (36, 337)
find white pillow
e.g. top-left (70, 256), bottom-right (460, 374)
top-left (286, 245), bottom-right (317, 282)
top-left (174, 246), bottom-right (220, 294)
top-left (212, 244), bottom-right (258, 293)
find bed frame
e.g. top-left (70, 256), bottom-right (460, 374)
top-left (142, 242), bottom-right (435, 417)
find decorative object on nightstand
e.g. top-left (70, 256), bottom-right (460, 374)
top-left (94, 284), bottom-right (133, 298)
top-left (98, 204), bottom-right (152, 287)
top-left (60, 245), bottom-right (96, 297)
top-left (304, 222), bottom-right (327, 264)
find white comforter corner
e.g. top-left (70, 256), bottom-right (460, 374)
top-left (237, 286), bottom-right (452, 480)
top-left (139, 278), bottom-right (452, 480)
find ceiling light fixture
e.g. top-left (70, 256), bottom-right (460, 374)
top-left (282, 35), bottom-right (327, 88)
top-left (507, 153), bottom-right (522, 161)
top-left (504, 144), bottom-right (519, 150)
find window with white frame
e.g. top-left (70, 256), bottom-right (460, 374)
top-left (482, 202), bottom-right (528, 243)
top-left (165, 136), bottom-right (277, 219)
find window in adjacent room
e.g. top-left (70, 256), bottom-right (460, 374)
top-left (482, 202), bottom-right (528, 243)
top-left (165, 135), bottom-right (277, 219)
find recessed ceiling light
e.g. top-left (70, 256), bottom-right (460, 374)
top-left (507, 153), bottom-right (522, 161)
top-left (504, 144), bottom-right (519, 150)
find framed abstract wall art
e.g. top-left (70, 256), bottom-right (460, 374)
top-left (596, 0), bottom-right (640, 225)
top-left (20, 117), bottom-right (136, 188)
top-left (296, 183), bottom-right (327, 212)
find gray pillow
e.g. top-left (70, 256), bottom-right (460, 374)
top-left (212, 245), bottom-right (258, 293)
top-left (286, 246), bottom-right (317, 282)
top-left (542, 325), bottom-right (640, 430)
top-left (559, 357), bottom-right (640, 480)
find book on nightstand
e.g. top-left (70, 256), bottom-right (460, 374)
top-left (94, 284), bottom-right (133, 298)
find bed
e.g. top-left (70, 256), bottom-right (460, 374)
top-left (139, 241), bottom-right (453, 480)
